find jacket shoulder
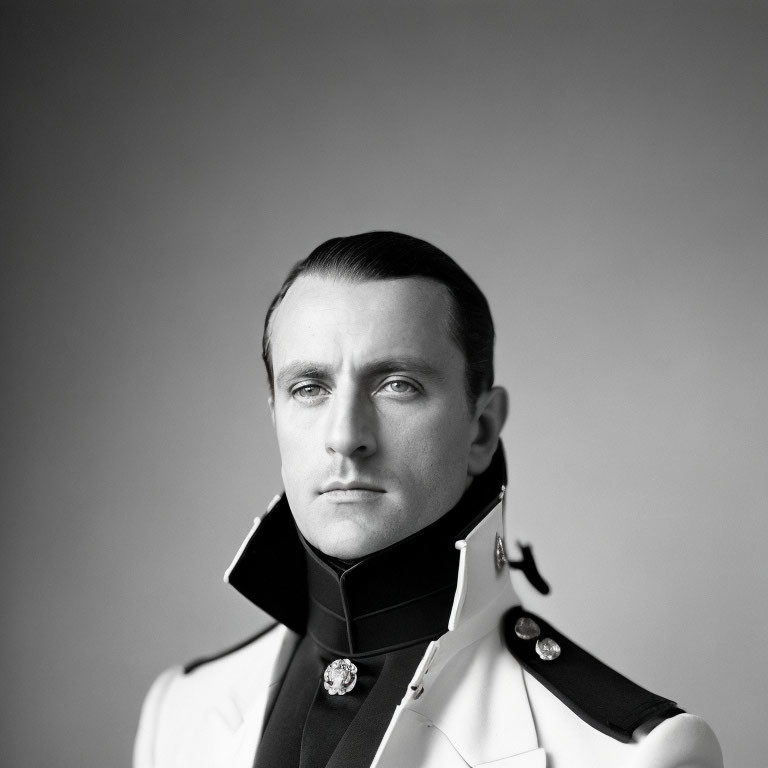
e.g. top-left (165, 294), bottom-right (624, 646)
top-left (134, 666), bottom-right (181, 768)
top-left (632, 712), bottom-right (723, 767)
top-left (182, 621), bottom-right (280, 674)
top-left (134, 623), bottom-right (288, 768)
top-left (503, 606), bottom-right (680, 743)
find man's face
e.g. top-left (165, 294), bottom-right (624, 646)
top-left (268, 274), bottom-right (481, 558)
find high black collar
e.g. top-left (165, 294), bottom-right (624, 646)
top-left (227, 445), bottom-right (507, 656)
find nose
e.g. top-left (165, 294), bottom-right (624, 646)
top-left (324, 390), bottom-right (377, 458)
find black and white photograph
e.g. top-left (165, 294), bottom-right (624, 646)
top-left (2, 2), bottom-right (766, 766)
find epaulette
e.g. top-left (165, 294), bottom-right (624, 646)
top-left (183, 621), bottom-right (279, 674)
top-left (503, 606), bottom-right (683, 742)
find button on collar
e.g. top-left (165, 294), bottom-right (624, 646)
top-left (323, 658), bottom-right (358, 695)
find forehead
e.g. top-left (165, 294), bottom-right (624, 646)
top-left (269, 274), bottom-right (461, 370)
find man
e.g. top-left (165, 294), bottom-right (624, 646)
top-left (135, 232), bottom-right (722, 767)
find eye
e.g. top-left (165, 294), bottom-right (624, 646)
top-left (378, 379), bottom-right (419, 396)
top-left (291, 383), bottom-right (328, 401)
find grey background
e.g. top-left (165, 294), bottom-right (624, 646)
top-left (2, 2), bottom-right (766, 766)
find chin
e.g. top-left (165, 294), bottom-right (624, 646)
top-left (310, 522), bottom-right (394, 560)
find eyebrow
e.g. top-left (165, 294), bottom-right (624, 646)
top-left (275, 356), bottom-right (443, 389)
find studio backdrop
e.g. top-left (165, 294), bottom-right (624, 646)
top-left (2, 2), bottom-right (766, 766)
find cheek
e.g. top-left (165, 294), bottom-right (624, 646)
top-left (387, 417), bottom-right (470, 489)
top-left (395, 406), bottom-right (470, 456)
top-left (275, 414), bottom-right (318, 493)
top-left (275, 404), bottom-right (315, 450)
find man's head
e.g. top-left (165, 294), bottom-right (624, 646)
top-left (264, 232), bottom-right (495, 406)
top-left (264, 232), bottom-right (508, 558)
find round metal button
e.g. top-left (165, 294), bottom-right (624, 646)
top-left (514, 616), bottom-right (541, 640)
top-left (535, 637), bottom-right (561, 661)
top-left (323, 658), bottom-right (358, 695)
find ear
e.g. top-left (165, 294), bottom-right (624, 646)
top-left (467, 386), bottom-right (508, 476)
top-left (268, 395), bottom-right (276, 427)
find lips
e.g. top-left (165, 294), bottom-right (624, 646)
top-left (320, 480), bottom-right (385, 494)
top-left (320, 488), bottom-right (385, 503)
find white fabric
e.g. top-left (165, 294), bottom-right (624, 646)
top-left (134, 499), bottom-right (722, 768)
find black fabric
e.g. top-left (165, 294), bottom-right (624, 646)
top-left (503, 606), bottom-right (681, 743)
top-left (227, 498), bottom-right (308, 634)
top-left (253, 636), bottom-right (430, 768)
top-left (321, 644), bottom-right (429, 768)
top-left (253, 634), bottom-right (320, 768)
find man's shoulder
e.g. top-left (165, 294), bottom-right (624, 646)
top-left (141, 621), bottom-right (288, 712)
top-left (500, 606), bottom-right (722, 765)
top-left (182, 621), bottom-right (283, 676)
top-left (134, 623), bottom-right (293, 767)
top-left (502, 605), bottom-right (679, 742)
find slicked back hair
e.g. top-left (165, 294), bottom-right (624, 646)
top-left (262, 231), bottom-right (496, 407)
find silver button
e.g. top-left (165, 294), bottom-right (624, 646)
top-left (495, 534), bottom-right (507, 571)
top-left (535, 637), bottom-right (561, 661)
top-left (514, 616), bottom-right (541, 640)
top-left (323, 658), bottom-right (358, 695)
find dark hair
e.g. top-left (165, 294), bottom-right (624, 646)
top-left (262, 231), bottom-right (495, 405)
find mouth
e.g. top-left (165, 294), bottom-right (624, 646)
top-left (319, 481), bottom-right (385, 502)
top-left (321, 488), bottom-right (385, 502)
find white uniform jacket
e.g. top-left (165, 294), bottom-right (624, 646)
top-left (134, 496), bottom-right (722, 768)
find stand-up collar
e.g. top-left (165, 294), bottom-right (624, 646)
top-left (226, 445), bottom-right (508, 656)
